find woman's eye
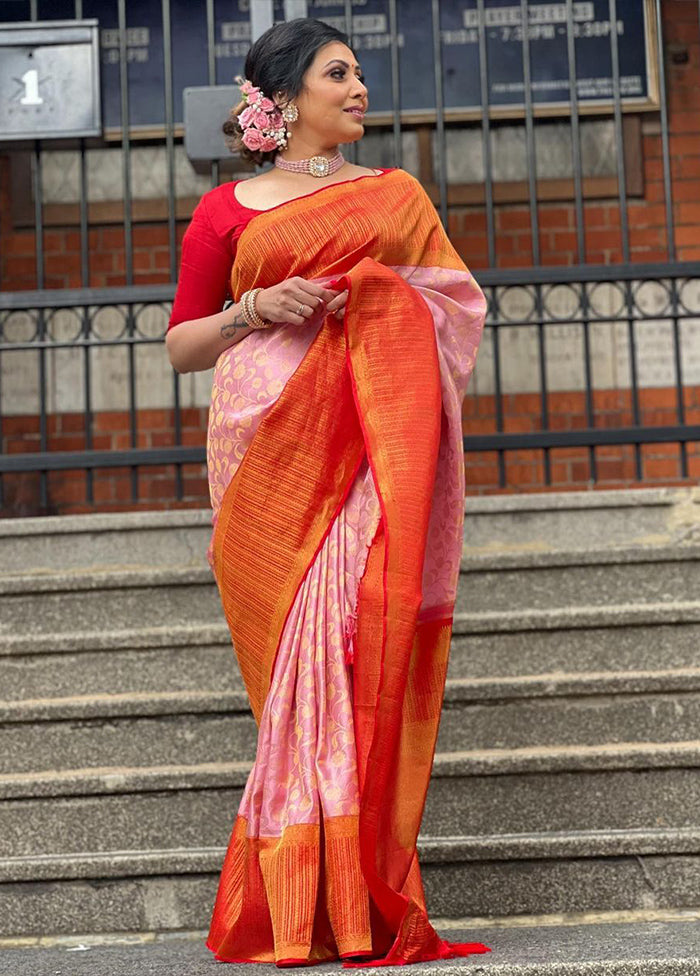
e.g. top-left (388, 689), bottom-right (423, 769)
top-left (330, 70), bottom-right (366, 84)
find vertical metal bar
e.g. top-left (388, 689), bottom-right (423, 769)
top-left (250, 0), bottom-right (274, 41)
top-left (565, 1), bottom-right (595, 478)
top-left (387, 0), bottom-right (402, 168)
top-left (206, 0), bottom-right (219, 187)
top-left (609, 0), bottom-right (641, 477)
top-left (82, 307), bottom-right (94, 503)
top-left (651, 6), bottom-right (685, 472)
top-left (670, 295), bottom-right (687, 477)
top-left (491, 295), bottom-right (506, 487)
top-left (536, 288), bottom-right (550, 484)
top-left (29, 0), bottom-right (37, 20)
top-left (653, 0), bottom-right (675, 261)
top-left (565, 0), bottom-right (585, 263)
top-left (118, 0), bottom-right (138, 498)
top-left (161, 0), bottom-right (182, 499)
top-left (284, 0), bottom-right (308, 17)
top-left (608, 0), bottom-right (629, 263)
top-left (476, 0), bottom-right (495, 267)
top-left (343, 0), bottom-right (358, 165)
top-left (519, 0), bottom-right (540, 264)
top-left (118, 0), bottom-right (134, 287)
top-left (79, 141), bottom-right (94, 502)
top-left (431, 0), bottom-right (447, 228)
top-left (76, 0), bottom-right (93, 502)
top-left (0, 320), bottom-right (3, 509)
top-left (162, 0), bottom-right (177, 282)
top-left (581, 291), bottom-right (597, 482)
top-left (32, 143), bottom-right (48, 510)
top-left (127, 313), bottom-right (138, 501)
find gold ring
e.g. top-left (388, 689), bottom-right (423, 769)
top-left (297, 303), bottom-right (305, 316)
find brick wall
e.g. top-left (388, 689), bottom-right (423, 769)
top-left (2, 0), bottom-right (699, 515)
top-left (1, 409), bottom-right (209, 518)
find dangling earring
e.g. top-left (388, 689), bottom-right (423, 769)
top-left (281, 102), bottom-right (299, 124)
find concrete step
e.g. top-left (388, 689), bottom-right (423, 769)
top-left (4, 607), bottom-right (700, 699)
top-left (456, 546), bottom-right (700, 614)
top-left (2, 487), bottom-right (697, 576)
top-left (462, 486), bottom-right (700, 554)
top-left (453, 612), bottom-right (700, 679)
top-left (1, 641), bottom-right (242, 701)
top-left (0, 508), bottom-right (211, 576)
top-left (0, 837), bottom-right (699, 937)
top-left (3, 545), bottom-right (700, 646)
top-left (3, 669), bottom-right (700, 774)
top-left (1, 744), bottom-right (698, 859)
top-left (2, 915), bottom-right (699, 975)
top-left (0, 568), bottom-right (221, 641)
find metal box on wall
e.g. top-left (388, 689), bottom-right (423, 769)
top-left (0, 20), bottom-right (101, 141)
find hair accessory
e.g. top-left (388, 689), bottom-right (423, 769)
top-left (234, 75), bottom-right (291, 153)
top-left (240, 288), bottom-right (271, 329)
top-left (274, 149), bottom-right (345, 178)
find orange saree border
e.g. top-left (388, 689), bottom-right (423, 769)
top-left (208, 175), bottom-right (492, 966)
top-left (207, 814), bottom-right (373, 965)
top-left (210, 315), bottom-right (366, 726)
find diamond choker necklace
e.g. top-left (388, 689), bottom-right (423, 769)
top-left (274, 149), bottom-right (345, 178)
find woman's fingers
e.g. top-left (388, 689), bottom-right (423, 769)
top-left (297, 280), bottom-right (338, 305)
top-left (325, 289), bottom-right (348, 313)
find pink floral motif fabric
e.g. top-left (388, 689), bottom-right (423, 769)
top-left (239, 456), bottom-right (380, 838)
top-left (206, 265), bottom-right (484, 840)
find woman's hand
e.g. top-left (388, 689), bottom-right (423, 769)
top-left (325, 288), bottom-right (349, 322)
top-left (256, 276), bottom-right (339, 326)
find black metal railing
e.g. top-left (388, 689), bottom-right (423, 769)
top-left (1, 0), bottom-right (697, 508)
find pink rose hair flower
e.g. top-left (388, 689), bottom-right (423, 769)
top-left (234, 74), bottom-right (292, 154)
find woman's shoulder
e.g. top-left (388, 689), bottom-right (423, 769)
top-left (192, 180), bottom-right (250, 240)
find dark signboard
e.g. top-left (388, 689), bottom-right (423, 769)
top-left (0, 0), bottom-right (659, 136)
top-left (0, 19), bottom-right (101, 140)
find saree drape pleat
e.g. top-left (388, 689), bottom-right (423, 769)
top-left (205, 170), bottom-right (491, 967)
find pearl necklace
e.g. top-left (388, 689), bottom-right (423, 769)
top-left (274, 149), bottom-right (345, 179)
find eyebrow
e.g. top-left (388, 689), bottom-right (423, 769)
top-left (323, 59), bottom-right (363, 72)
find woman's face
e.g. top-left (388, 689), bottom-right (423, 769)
top-left (287, 41), bottom-right (369, 150)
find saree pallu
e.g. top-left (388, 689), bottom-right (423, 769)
top-left (205, 169), bottom-right (491, 967)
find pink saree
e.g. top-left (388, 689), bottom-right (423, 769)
top-left (204, 169), bottom-right (490, 966)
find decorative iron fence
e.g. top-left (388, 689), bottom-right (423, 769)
top-left (1, 0), bottom-right (698, 512)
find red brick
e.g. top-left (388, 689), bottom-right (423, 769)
top-left (670, 111), bottom-right (700, 135)
top-left (134, 272), bottom-right (170, 284)
top-left (584, 229), bottom-right (624, 251)
top-left (45, 253), bottom-right (81, 276)
top-left (497, 209), bottom-right (531, 232)
top-left (644, 456), bottom-right (682, 479)
top-left (152, 249), bottom-right (173, 270)
top-left (668, 180), bottom-right (700, 202)
top-left (99, 227), bottom-right (126, 249)
top-left (44, 230), bottom-right (81, 253)
top-left (3, 232), bottom-right (37, 256)
top-left (628, 204), bottom-right (667, 228)
top-left (4, 256), bottom-right (39, 278)
top-left (673, 225), bottom-right (700, 247)
top-left (538, 207), bottom-right (573, 229)
top-left (132, 226), bottom-right (170, 247)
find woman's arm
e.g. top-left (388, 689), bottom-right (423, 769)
top-left (165, 300), bottom-right (253, 373)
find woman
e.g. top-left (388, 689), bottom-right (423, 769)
top-left (166, 17), bottom-right (490, 969)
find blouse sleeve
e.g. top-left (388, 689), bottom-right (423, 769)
top-left (168, 193), bottom-right (236, 330)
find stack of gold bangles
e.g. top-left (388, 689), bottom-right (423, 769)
top-left (240, 287), bottom-right (272, 329)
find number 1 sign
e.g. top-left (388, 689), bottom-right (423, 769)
top-left (0, 20), bottom-right (101, 141)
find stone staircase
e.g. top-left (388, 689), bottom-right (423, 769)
top-left (1, 489), bottom-right (699, 972)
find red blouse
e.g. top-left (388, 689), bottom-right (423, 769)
top-left (168, 169), bottom-right (395, 330)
